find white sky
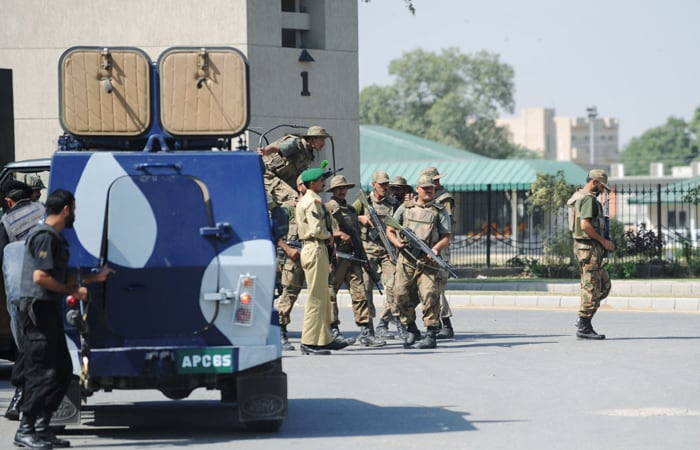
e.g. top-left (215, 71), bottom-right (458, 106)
top-left (358, 0), bottom-right (700, 147)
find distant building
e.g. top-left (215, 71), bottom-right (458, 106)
top-left (497, 107), bottom-right (620, 166)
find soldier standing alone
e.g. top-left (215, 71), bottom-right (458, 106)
top-left (566, 169), bottom-right (614, 339)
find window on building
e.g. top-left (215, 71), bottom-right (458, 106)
top-left (282, 28), bottom-right (298, 48)
top-left (281, 0), bottom-right (297, 12)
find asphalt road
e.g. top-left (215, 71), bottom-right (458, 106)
top-left (1, 306), bottom-right (699, 450)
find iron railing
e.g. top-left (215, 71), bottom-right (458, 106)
top-left (449, 182), bottom-right (700, 269)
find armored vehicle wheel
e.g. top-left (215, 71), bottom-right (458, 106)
top-left (160, 388), bottom-right (193, 400)
top-left (244, 419), bottom-right (283, 433)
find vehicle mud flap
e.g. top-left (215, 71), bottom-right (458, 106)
top-left (50, 376), bottom-right (81, 427)
top-left (236, 372), bottom-right (287, 424)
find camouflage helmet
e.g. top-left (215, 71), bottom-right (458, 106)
top-left (389, 175), bottom-right (409, 187)
top-left (587, 169), bottom-right (610, 191)
top-left (304, 125), bottom-right (331, 138)
top-left (420, 166), bottom-right (445, 180)
top-left (416, 174), bottom-right (435, 188)
top-left (326, 175), bottom-right (356, 192)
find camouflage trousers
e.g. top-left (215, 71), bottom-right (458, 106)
top-left (263, 173), bottom-right (298, 208)
top-left (331, 258), bottom-right (370, 327)
top-left (363, 251), bottom-right (396, 322)
top-left (393, 254), bottom-right (446, 328)
top-left (276, 256), bottom-right (305, 326)
top-left (575, 240), bottom-right (611, 318)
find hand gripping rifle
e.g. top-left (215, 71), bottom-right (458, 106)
top-left (357, 192), bottom-right (397, 264)
top-left (383, 214), bottom-right (459, 279)
top-left (330, 208), bottom-right (383, 295)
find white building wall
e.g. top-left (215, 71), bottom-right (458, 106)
top-left (0, 0), bottom-right (359, 184)
top-left (499, 107), bottom-right (619, 166)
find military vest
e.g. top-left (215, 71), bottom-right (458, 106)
top-left (325, 198), bottom-right (360, 253)
top-left (403, 202), bottom-right (442, 247)
top-left (2, 200), bottom-right (45, 242)
top-left (360, 192), bottom-right (397, 243)
top-left (567, 190), bottom-right (604, 240)
top-left (263, 135), bottom-right (314, 187)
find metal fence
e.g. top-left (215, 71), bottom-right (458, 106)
top-left (449, 182), bottom-right (700, 270)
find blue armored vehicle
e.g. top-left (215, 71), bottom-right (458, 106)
top-left (8, 46), bottom-right (287, 431)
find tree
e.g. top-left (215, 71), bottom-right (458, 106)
top-left (359, 48), bottom-right (521, 158)
top-left (361, 0), bottom-right (415, 14)
top-left (621, 113), bottom-right (699, 175)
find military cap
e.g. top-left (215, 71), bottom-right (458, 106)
top-left (588, 169), bottom-right (610, 191)
top-left (371, 170), bottom-right (390, 184)
top-left (304, 126), bottom-right (331, 138)
top-left (389, 175), bottom-right (410, 187)
top-left (416, 174), bottom-right (435, 188)
top-left (301, 167), bottom-right (331, 183)
top-left (420, 166), bottom-right (445, 180)
top-left (326, 175), bottom-right (355, 192)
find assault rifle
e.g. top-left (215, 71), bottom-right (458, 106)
top-left (357, 192), bottom-right (397, 263)
top-left (330, 208), bottom-right (383, 295)
top-left (383, 214), bottom-right (459, 279)
top-left (286, 240), bottom-right (366, 264)
top-left (603, 191), bottom-right (611, 258)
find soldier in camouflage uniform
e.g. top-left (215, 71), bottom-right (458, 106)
top-left (420, 167), bottom-right (456, 339)
top-left (389, 175), bottom-right (413, 204)
top-left (326, 175), bottom-right (385, 347)
top-left (353, 170), bottom-right (401, 339)
top-left (257, 126), bottom-right (330, 208)
top-left (276, 175), bottom-right (306, 351)
top-left (386, 174), bottom-right (452, 350)
top-left (566, 169), bottom-right (614, 340)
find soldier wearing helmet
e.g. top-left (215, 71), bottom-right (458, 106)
top-left (257, 126), bottom-right (331, 208)
top-left (419, 167), bottom-right (456, 339)
top-left (386, 174), bottom-right (451, 350)
top-left (326, 175), bottom-right (385, 347)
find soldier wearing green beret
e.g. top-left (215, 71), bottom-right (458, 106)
top-left (295, 166), bottom-right (351, 355)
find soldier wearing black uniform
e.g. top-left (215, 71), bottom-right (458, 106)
top-left (1, 180), bottom-right (45, 422)
top-left (12, 190), bottom-right (113, 449)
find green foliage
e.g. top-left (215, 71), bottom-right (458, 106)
top-left (361, 0), bottom-right (415, 15)
top-left (526, 171), bottom-right (577, 215)
top-left (607, 262), bottom-right (637, 279)
top-left (683, 185), bottom-right (700, 204)
top-left (359, 47), bottom-right (520, 158)
top-left (621, 223), bottom-right (664, 261)
top-left (621, 113), bottom-right (700, 176)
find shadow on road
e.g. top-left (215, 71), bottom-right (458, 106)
top-left (56, 398), bottom-right (481, 443)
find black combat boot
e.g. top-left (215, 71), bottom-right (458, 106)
top-left (394, 317), bottom-right (407, 340)
top-left (375, 319), bottom-right (396, 339)
top-left (13, 414), bottom-right (53, 449)
top-left (331, 326), bottom-right (355, 346)
top-left (358, 322), bottom-right (386, 347)
top-left (4, 387), bottom-right (22, 420)
top-left (35, 413), bottom-right (70, 448)
top-left (415, 326), bottom-right (438, 349)
top-left (436, 317), bottom-right (454, 339)
top-left (576, 316), bottom-right (605, 340)
top-left (403, 322), bottom-right (422, 348)
top-left (280, 325), bottom-right (295, 351)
